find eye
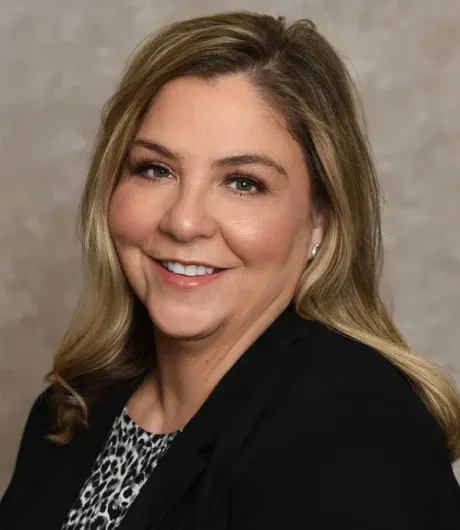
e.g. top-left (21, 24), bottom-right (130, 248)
top-left (131, 162), bottom-right (172, 180)
top-left (227, 176), bottom-right (267, 195)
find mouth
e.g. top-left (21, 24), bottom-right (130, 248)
top-left (151, 259), bottom-right (226, 289)
top-left (157, 260), bottom-right (223, 277)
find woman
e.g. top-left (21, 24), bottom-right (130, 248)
top-left (1, 10), bottom-right (459, 530)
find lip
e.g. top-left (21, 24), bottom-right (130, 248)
top-left (152, 259), bottom-right (225, 290)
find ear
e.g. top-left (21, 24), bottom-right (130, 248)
top-left (309, 209), bottom-right (326, 249)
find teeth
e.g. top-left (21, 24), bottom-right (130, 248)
top-left (172, 262), bottom-right (185, 275)
top-left (162, 261), bottom-right (217, 276)
top-left (184, 265), bottom-right (197, 276)
top-left (196, 266), bottom-right (207, 276)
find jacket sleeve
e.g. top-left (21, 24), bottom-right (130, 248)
top-left (0, 388), bottom-right (53, 523)
top-left (228, 385), bottom-right (460, 529)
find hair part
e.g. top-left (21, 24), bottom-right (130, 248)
top-left (46, 11), bottom-right (460, 461)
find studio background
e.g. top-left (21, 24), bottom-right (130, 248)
top-left (1, 0), bottom-right (459, 493)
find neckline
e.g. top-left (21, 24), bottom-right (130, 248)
top-left (121, 406), bottom-right (183, 439)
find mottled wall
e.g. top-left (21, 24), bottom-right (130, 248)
top-left (1, 0), bottom-right (459, 493)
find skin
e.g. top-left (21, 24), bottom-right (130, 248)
top-left (108, 74), bottom-right (325, 433)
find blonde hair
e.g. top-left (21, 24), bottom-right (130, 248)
top-left (46, 11), bottom-right (460, 461)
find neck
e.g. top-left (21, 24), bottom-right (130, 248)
top-left (127, 298), bottom-right (291, 433)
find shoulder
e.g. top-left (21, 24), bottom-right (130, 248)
top-left (0, 387), bottom-right (55, 521)
top-left (254, 318), bottom-right (450, 464)
top-left (227, 321), bottom-right (460, 528)
top-left (9, 386), bottom-right (56, 471)
top-left (22, 386), bottom-right (55, 436)
top-left (287, 319), bottom-right (436, 417)
top-left (9, 386), bottom-right (57, 477)
top-left (295, 319), bottom-right (408, 384)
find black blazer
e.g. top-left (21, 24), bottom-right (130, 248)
top-left (1, 304), bottom-right (460, 529)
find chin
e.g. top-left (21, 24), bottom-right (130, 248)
top-left (146, 300), bottom-right (225, 341)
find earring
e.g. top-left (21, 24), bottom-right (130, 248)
top-left (311, 243), bottom-right (320, 259)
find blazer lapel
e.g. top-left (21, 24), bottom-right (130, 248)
top-left (118, 302), bottom-right (310, 530)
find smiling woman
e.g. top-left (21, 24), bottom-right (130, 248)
top-left (1, 10), bottom-right (460, 530)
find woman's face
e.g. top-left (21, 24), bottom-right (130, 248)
top-left (109, 74), bottom-right (324, 340)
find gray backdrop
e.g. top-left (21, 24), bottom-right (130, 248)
top-left (1, 0), bottom-right (459, 493)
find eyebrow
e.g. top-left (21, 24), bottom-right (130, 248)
top-left (131, 138), bottom-right (288, 177)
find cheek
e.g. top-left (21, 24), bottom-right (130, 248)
top-left (108, 183), bottom-right (158, 300)
top-left (224, 204), bottom-right (309, 269)
top-left (108, 182), bottom-right (156, 247)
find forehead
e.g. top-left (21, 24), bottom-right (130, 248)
top-left (136, 75), bottom-right (305, 167)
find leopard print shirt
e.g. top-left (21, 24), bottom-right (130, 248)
top-left (61, 407), bottom-right (182, 530)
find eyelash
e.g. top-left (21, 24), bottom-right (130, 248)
top-left (128, 160), bottom-right (268, 197)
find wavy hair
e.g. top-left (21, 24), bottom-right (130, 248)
top-left (46, 11), bottom-right (460, 461)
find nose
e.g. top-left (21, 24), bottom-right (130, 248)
top-left (158, 184), bottom-right (217, 242)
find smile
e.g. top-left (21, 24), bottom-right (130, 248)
top-left (161, 261), bottom-right (220, 276)
top-left (153, 259), bottom-right (225, 290)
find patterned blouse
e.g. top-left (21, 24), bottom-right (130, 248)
top-left (60, 407), bottom-right (182, 530)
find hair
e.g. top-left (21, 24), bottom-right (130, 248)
top-left (46, 10), bottom-right (460, 461)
